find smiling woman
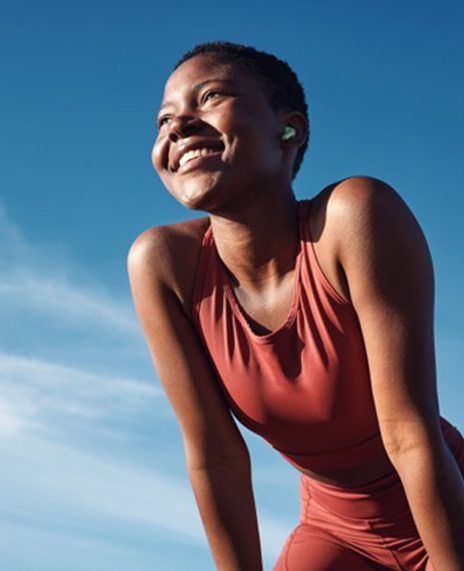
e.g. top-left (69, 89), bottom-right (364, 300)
top-left (128, 42), bottom-right (464, 570)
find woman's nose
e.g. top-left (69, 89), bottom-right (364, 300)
top-left (168, 115), bottom-right (202, 142)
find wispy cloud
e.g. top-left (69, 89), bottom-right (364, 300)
top-left (0, 429), bottom-right (289, 559)
top-left (0, 199), bottom-right (138, 334)
top-left (0, 352), bottom-right (163, 436)
top-left (0, 519), bottom-right (157, 571)
top-left (1, 434), bottom-right (205, 540)
top-left (0, 272), bottom-right (139, 333)
top-left (0, 201), bottom-right (32, 262)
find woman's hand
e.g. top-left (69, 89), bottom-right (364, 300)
top-left (333, 176), bottom-right (464, 571)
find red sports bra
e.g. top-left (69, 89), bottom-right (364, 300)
top-left (191, 200), bottom-right (447, 471)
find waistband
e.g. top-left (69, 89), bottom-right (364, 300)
top-left (301, 469), bottom-right (406, 520)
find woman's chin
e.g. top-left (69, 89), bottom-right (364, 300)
top-left (172, 173), bottom-right (225, 211)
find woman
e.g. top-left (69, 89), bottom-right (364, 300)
top-left (128, 42), bottom-right (464, 570)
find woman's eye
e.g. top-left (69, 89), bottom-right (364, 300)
top-left (202, 90), bottom-right (222, 103)
top-left (157, 116), bottom-right (171, 129)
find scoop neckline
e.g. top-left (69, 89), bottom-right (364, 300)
top-left (216, 205), bottom-right (305, 344)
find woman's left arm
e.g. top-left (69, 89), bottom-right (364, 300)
top-left (333, 176), bottom-right (464, 571)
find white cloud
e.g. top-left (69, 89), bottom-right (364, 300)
top-left (1, 434), bottom-right (205, 541)
top-left (0, 200), bottom-right (32, 262)
top-left (0, 199), bottom-right (138, 334)
top-left (0, 398), bottom-right (36, 436)
top-left (0, 431), bottom-right (289, 561)
top-left (0, 519), bottom-right (153, 571)
top-left (0, 352), bottom-right (163, 437)
top-left (0, 269), bottom-right (139, 333)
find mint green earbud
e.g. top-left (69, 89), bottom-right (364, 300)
top-left (282, 126), bottom-right (297, 141)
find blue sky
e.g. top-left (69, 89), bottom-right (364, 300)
top-left (1, 1), bottom-right (463, 569)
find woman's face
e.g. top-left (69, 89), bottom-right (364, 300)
top-left (152, 55), bottom-right (287, 212)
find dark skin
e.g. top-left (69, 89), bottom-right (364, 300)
top-left (129, 54), bottom-right (464, 570)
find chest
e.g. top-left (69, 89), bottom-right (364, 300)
top-left (230, 269), bottom-right (297, 335)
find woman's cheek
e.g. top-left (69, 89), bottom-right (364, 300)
top-left (151, 139), bottom-right (165, 174)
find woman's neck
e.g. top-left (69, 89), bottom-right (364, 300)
top-left (208, 191), bottom-right (299, 291)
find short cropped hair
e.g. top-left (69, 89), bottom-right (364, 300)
top-left (175, 41), bottom-right (309, 178)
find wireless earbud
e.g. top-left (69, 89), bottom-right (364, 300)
top-left (282, 126), bottom-right (297, 141)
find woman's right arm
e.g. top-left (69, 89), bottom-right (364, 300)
top-left (128, 227), bottom-right (263, 571)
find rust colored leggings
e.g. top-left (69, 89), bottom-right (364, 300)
top-left (273, 424), bottom-right (464, 571)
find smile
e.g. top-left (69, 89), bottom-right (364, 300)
top-left (169, 139), bottom-right (225, 173)
top-left (178, 147), bottom-right (222, 169)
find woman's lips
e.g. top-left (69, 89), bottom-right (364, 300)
top-left (178, 146), bottom-right (220, 168)
top-left (176, 150), bottom-right (223, 174)
top-left (170, 139), bottom-right (225, 172)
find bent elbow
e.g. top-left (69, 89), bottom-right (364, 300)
top-left (381, 423), bottom-right (447, 470)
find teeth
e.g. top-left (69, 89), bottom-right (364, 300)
top-left (178, 147), bottom-right (219, 169)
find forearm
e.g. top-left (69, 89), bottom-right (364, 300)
top-left (391, 443), bottom-right (464, 571)
top-left (188, 460), bottom-right (263, 571)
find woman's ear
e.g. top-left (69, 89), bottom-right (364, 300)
top-left (279, 111), bottom-right (308, 148)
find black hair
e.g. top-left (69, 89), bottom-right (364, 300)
top-left (175, 41), bottom-right (309, 178)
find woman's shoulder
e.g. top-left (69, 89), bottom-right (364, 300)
top-left (310, 175), bottom-right (416, 246)
top-left (312, 175), bottom-right (401, 212)
top-left (127, 216), bottom-right (210, 312)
